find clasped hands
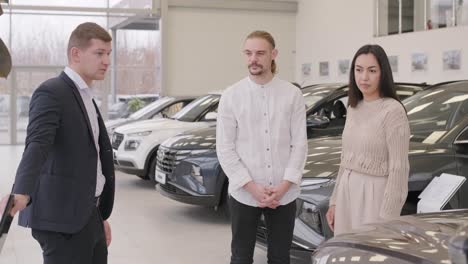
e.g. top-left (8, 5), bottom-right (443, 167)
top-left (244, 180), bottom-right (291, 209)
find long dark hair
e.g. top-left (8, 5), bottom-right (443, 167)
top-left (348, 44), bottom-right (400, 108)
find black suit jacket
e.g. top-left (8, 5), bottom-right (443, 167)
top-left (13, 72), bottom-right (115, 234)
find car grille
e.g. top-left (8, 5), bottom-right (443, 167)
top-left (156, 147), bottom-right (191, 174)
top-left (112, 132), bottom-right (124, 150)
top-left (159, 182), bottom-right (190, 196)
top-left (159, 183), bottom-right (178, 194)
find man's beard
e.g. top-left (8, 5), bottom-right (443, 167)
top-left (248, 63), bottom-right (265, 76)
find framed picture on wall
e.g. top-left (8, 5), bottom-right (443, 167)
top-left (388, 56), bottom-right (398, 73)
top-left (319, 61), bottom-right (329, 77)
top-left (338, 59), bottom-right (350, 76)
top-left (301, 63), bottom-right (311, 78)
top-left (443, 50), bottom-right (461, 70)
top-left (411, 53), bottom-right (428, 72)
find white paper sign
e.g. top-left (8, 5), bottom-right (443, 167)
top-left (417, 173), bottom-right (466, 213)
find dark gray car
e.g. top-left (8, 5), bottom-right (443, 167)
top-left (256, 80), bottom-right (468, 263)
top-left (312, 209), bottom-right (468, 264)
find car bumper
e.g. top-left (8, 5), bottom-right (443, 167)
top-left (157, 183), bottom-right (217, 206)
top-left (113, 157), bottom-right (145, 175)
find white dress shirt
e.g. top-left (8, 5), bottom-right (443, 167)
top-left (64, 67), bottom-right (106, 197)
top-left (216, 76), bottom-right (307, 207)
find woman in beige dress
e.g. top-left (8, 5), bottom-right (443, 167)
top-left (326, 44), bottom-right (410, 235)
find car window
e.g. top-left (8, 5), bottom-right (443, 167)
top-left (161, 102), bottom-right (185, 118)
top-left (172, 95), bottom-right (220, 122)
top-left (201, 107), bottom-right (218, 121)
top-left (129, 97), bottom-right (173, 120)
top-left (455, 126), bottom-right (468, 143)
top-left (312, 96), bottom-right (348, 120)
top-left (404, 84), bottom-right (468, 143)
top-left (303, 94), bottom-right (325, 110)
top-left (451, 99), bottom-right (468, 127)
top-left (395, 84), bottom-right (425, 100)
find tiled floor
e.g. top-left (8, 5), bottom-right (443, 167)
top-left (0, 145), bottom-right (268, 263)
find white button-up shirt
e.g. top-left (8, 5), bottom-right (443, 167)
top-left (64, 67), bottom-right (106, 197)
top-left (216, 76), bottom-right (307, 207)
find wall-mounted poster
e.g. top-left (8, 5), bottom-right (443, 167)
top-left (301, 63), bottom-right (311, 78)
top-left (319, 61), bottom-right (329, 77)
top-left (412, 53), bottom-right (428, 72)
top-left (338, 59), bottom-right (350, 76)
top-left (388, 56), bottom-right (398, 73)
top-left (443, 50), bottom-right (461, 70)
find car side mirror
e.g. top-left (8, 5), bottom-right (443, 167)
top-left (205, 112), bottom-right (217, 121)
top-left (449, 224), bottom-right (468, 264)
top-left (307, 114), bottom-right (330, 129)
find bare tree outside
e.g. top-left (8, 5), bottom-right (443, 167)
top-left (0, 0), bottom-right (160, 143)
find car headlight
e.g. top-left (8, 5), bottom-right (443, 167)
top-left (124, 139), bottom-right (141, 151)
top-left (191, 164), bottom-right (203, 184)
top-left (298, 201), bottom-right (323, 236)
top-left (127, 131), bottom-right (152, 137)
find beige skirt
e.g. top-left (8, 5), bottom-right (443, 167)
top-left (334, 169), bottom-right (388, 235)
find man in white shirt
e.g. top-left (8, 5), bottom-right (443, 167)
top-left (216, 31), bottom-right (307, 264)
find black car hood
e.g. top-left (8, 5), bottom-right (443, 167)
top-left (318, 210), bottom-right (468, 263)
top-left (302, 136), bottom-right (431, 179)
top-left (298, 138), bottom-right (434, 206)
top-left (303, 137), bottom-right (342, 178)
top-left (164, 129), bottom-right (434, 180)
top-left (162, 125), bottom-right (217, 150)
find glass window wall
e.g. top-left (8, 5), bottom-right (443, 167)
top-left (376, 0), bottom-right (466, 36)
top-left (0, 2), bottom-right (160, 144)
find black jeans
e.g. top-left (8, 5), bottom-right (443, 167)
top-left (32, 208), bottom-right (107, 264)
top-left (230, 197), bottom-right (296, 264)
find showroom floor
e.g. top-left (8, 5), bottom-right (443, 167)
top-left (0, 146), bottom-right (268, 264)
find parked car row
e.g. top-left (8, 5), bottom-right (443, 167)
top-left (111, 92), bottom-right (220, 180)
top-left (106, 80), bottom-right (468, 264)
top-left (153, 82), bottom-right (426, 217)
top-left (105, 96), bottom-right (195, 138)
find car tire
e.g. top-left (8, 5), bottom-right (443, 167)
top-left (137, 174), bottom-right (150, 180)
top-left (147, 155), bottom-right (157, 182)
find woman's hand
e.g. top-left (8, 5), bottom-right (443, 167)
top-left (326, 206), bottom-right (336, 232)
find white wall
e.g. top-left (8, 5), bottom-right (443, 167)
top-left (296, 0), bottom-right (468, 85)
top-left (164, 7), bottom-right (296, 96)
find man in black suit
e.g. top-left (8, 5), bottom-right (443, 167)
top-left (10, 22), bottom-right (115, 264)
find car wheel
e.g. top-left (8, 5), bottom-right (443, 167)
top-left (147, 155), bottom-right (157, 182)
top-left (137, 174), bottom-right (150, 180)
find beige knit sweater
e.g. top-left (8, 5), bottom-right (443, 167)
top-left (329, 97), bottom-right (410, 219)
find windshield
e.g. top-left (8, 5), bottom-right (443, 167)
top-left (395, 84), bottom-right (424, 100)
top-left (129, 97), bottom-right (173, 120)
top-left (404, 82), bottom-right (468, 143)
top-left (301, 84), bottom-right (343, 111)
top-left (172, 94), bottom-right (220, 122)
